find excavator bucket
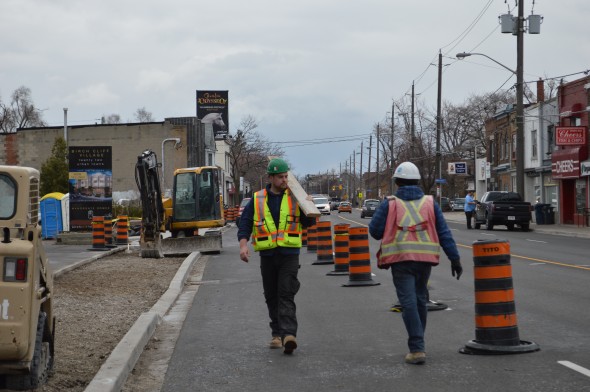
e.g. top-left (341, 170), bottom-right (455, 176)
top-left (139, 235), bottom-right (165, 259)
top-left (160, 230), bottom-right (223, 256)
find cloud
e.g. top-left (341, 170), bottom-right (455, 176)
top-left (63, 83), bottom-right (120, 106)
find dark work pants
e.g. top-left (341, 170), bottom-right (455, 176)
top-left (465, 210), bottom-right (474, 229)
top-left (260, 253), bottom-right (300, 337)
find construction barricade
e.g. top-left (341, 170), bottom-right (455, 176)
top-left (313, 221), bottom-right (334, 265)
top-left (342, 227), bottom-right (379, 287)
top-left (306, 219), bottom-right (318, 253)
top-left (327, 223), bottom-right (349, 276)
top-left (460, 239), bottom-right (539, 354)
top-left (115, 215), bottom-right (130, 245)
top-left (89, 216), bottom-right (107, 251)
top-left (302, 228), bottom-right (308, 247)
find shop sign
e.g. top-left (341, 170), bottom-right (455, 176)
top-left (556, 126), bottom-right (587, 146)
top-left (551, 148), bottom-right (580, 179)
top-left (581, 161), bottom-right (590, 177)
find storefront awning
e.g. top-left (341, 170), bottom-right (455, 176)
top-left (551, 147), bottom-right (583, 179)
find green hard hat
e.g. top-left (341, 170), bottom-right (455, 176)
top-left (267, 158), bottom-right (289, 174)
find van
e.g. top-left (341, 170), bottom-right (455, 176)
top-left (312, 197), bottom-right (331, 215)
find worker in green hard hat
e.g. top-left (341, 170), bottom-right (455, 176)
top-left (238, 157), bottom-right (315, 354)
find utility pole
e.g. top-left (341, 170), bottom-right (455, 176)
top-left (411, 81), bottom-right (416, 155)
top-left (368, 136), bottom-right (372, 198)
top-left (436, 50), bottom-right (443, 204)
top-left (360, 141), bottom-right (363, 205)
top-left (376, 124), bottom-right (380, 199)
top-left (515, 0), bottom-right (525, 197)
top-left (390, 101), bottom-right (395, 195)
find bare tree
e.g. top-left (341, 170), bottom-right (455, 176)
top-left (102, 114), bottom-right (121, 124)
top-left (134, 107), bottom-right (154, 122)
top-left (226, 115), bottom-right (284, 204)
top-left (0, 86), bottom-right (46, 133)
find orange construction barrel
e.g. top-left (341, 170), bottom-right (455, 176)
top-left (307, 219), bottom-right (318, 253)
top-left (313, 221), bottom-right (334, 265)
top-left (460, 239), bottom-right (539, 354)
top-left (342, 227), bottom-right (379, 287)
top-left (89, 216), bottom-right (108, 251)
top-left (327, 223), bottom-right (349, 276)
top-left (115, 215), bottom-right (129, 245)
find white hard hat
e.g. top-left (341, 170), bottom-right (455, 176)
top-left (393, 161), bottom-right (421, 180)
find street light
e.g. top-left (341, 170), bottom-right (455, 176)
top-left (456, 51), bottom-right (524, 197)
top-left (161, 138), bottom-right (182, 192)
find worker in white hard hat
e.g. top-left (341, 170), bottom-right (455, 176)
top-left (369, 161), bottom-right (462, 365)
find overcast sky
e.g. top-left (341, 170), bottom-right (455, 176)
top-left (1, 1), bottom-right (589, 177)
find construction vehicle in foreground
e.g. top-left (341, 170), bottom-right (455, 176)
top-left (135, 149), bottom-right (225, 258)
top-left (0, 165), bottom-right (55, 390)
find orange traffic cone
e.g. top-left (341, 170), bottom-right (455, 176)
top-left (342, 227), bottom-right (379, 287)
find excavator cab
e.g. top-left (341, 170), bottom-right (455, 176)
top-left (170, 167), bottom-right (224, 236)
top-left (0, 166), bottom-right (55, 390)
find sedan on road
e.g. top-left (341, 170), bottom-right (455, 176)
top-left (338, 201), bottom-right (352, 213)
top-left (451, 197), bottom-right (466, 211)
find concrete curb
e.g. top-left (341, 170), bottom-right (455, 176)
top-left (84, 251), bottom-right (202, 392)
top-left (53, 246), bottom-right (126, 278)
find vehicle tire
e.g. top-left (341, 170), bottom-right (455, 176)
top-left (520, 223), bottom-right (530, 232)
top-left (486, 216), bottom-right (494, 231)
top-left (474, 222), bottom-right (481, 229)
top-left (507, 224), bottom-right (515, 231)
top-left (4, 312), bottom-right (51, 390)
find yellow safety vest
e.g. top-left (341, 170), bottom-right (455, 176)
top-left (252, 189), bottom-right (303, 251)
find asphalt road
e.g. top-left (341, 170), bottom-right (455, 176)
top-left (160, 211), bottom-right (590, 392)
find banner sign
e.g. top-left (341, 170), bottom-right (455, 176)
top-left (581, 161), bottom-right (590, 177)
top-left (551, 147), bottom-right (580, 179)
top-left (448, 162), bottom-right (467, 175)
top-left (68, 146), bottom-right (113, 231)
top-left (196, 90), bottom-right (229, 140)
top-left (556, 126), bottom-right (587, 146)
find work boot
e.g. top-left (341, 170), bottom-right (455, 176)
top-left (269, 336), bottom-right (282, 349)
top-left (405, 352), bottom-right (426, 365)
top-left (283, 335), bottom-right (297, 354)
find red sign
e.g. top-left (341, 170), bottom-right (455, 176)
top-left (556, 126), bottom-right (587, 146)
top-left (551, 148), bottom-right (580, 179)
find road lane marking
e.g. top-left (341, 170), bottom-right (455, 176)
top-left (558, 361), bottom-right (590, 378)
top-left (526, 239), bottom-right (547, 243)
top-left (529, 263), bottom-right (546, 266)
top-left (457, 244), bottom-right (590, 271)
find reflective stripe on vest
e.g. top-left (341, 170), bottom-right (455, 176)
top-left (252, 189), bottom-right (302, 251)
top-left (377, 196), bottom-right (440, 267)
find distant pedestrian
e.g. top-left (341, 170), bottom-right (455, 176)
top-left (464, 190), bottom-right (477, 229)
top-left (369, 162), bottom-right (462, 365)
top-left (237, 158), bottom-right (316, 354)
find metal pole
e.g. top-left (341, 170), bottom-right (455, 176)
top-left (360, 141), bottom-right (363, 204)
top-left (391, 101), bottom-right (395, 195)
top-left (377, 124), bottom-right (380, 199)
top-left (436, 50), bottom-right (443, 204)
top-left (516, 0), bottom-right (525, 197)
top-left (63, 108), bottom-right (68, 153)
top-left (368, 136), bottom-right (372, 198)
top-left (411, 81), bottom-right (416, 155)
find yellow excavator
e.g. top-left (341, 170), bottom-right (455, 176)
top-left (135, 150), bottom-right (225, 258)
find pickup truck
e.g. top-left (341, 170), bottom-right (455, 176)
top-left (474, 191), bottom-right (532, 231)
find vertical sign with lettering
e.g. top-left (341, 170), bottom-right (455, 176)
top-left (68, 146), bottom-right (113, 231)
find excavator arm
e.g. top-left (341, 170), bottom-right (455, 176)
top-left (135, 150), bottom-right (165, 258)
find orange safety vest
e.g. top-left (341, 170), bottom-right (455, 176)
top-left (376, 195), bottom-right (440, 268)
top-left (251, 189), bottom-right (302, 251)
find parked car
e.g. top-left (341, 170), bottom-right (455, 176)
top-left (451, 197), bottom-right (466, 211)
top-left (439, 197), bottom-right (451, 212)
top-left (361, 199), bottom-right (380, 218)
top-left (338, 201), bottom-right (352, 213)
top-left (235, 197), bottom-right (251, 226)
top-left (313, 196), bottom-right (331, 215)
top-left (474, 191), bottom-right (532, 231)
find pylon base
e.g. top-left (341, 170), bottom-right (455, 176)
top-left (326, 271), bottom-right (349, 276)
top-left (312, 260), bottom-right (334, 265)
top-left (342, 280), bottom-right (380, 287)
top-left (459, 340), bottom-right (540, 355)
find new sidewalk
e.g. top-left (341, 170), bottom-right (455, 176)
top-left (443, 211), bottom-right (590, 239)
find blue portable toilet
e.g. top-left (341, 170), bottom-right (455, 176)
top-left (40, 192), bottom-right (65, 239)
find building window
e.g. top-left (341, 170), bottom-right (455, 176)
top-left (511, 134), bottom-right (516, 160)
top-left (546, 125), bottom-right (554, 156)
top-left (531, 129), bottom-right (537, 159)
